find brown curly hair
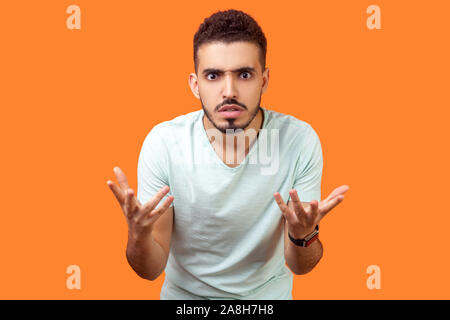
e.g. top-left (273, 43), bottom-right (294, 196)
top-left (193, 9), bottom-right (267, 74)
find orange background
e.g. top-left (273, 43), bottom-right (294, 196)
top-left (1, 0), bottom-right (449, 299)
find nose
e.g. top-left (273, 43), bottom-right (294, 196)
top-left (222, 73), bottom-right (238, 100)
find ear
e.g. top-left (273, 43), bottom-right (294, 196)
top-left (261, 67), bottom-right (269, 94)
top-left (188, 72), bottom-right (200, 99)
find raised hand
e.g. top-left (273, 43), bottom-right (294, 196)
top-left (274, 185), bottom-right (350, 239)
top-left (106, 166), bottom-right (173, 239)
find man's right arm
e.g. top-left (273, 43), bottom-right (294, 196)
top-left (107, 167), bottom-right (174, 282)
top-left (126, 206), bottom-right (173, 281)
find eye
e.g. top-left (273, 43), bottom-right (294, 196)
top-left (240, 72), bottom-right (251, 79)
top-left (206, 73), bottom-right (218, 80)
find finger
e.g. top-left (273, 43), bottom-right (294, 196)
top-left (127, 188), bottom-right (138, 213)
top-left (319, 195), bottom-right (344, 219)
top-left (274, 192), bottom-right (296, 224)
top-left (141, 186), bottom-right (171, 215)
top-left (310, 200), bottom-right (320, 219)
top-left (325, 185), bottom-right (350, 202)
top-left (114, 167), bottom-right (129, 191)
top-left (288, 189), bottom-right (307, 217)
top-left (107, 180), bottom-right (126, 205)
top-left (145, 195), bottom-right (174, 224)
top-left (130, 189), bottom-right (141, 211)
top-left (125, 188), bottom-right (135, 217)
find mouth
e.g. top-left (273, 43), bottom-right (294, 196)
top-left (218, 105), bottom-right (244, 118)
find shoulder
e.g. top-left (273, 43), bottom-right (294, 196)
top-left (265, 108), bottom-right (319, 144)
top-left (158, 109), bottom-right (203, 130)
top-left (143, 109), bottom-right (203, 142)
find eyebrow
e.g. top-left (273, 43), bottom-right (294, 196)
top-left (202, 67), bottom-right (256, 76)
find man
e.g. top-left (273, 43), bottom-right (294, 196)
top-left (107, 9), bottom-right (349, 300)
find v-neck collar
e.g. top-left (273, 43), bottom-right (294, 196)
top-left (199, 107), bottom-right (269, 171)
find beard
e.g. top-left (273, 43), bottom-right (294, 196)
top-left (200, 95), bottom-right (262, 134)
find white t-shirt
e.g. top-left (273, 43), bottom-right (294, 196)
top-left (137, 107), bottom-right (323, 299)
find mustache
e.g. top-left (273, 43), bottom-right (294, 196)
top-left (216, 99), bottom-right (247, 111)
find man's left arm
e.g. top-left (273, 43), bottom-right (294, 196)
top-left (283, 201), bottom-right (323, 275)
top-left (274, 187), bottom-right (349, 275)
top-left (274, 125), bottom-right (349, 274)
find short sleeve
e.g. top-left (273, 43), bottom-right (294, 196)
top-left (137, 125), bottom-right (173, 209)
top-left (291, 125), bottom-right (323, 203)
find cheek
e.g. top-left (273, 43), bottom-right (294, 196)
top-left (242, 86), bottom-right (262, 103)
top-left (198, 82), bottom-right (219, 98)
top-left (244, 80), bottom-right (262, 93)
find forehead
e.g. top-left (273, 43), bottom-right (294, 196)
top-left (197, 41), bottom-right (260, 71)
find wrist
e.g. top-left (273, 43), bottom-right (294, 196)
top-left (288, 225), bottom-right (319, 247)
top-left (128, 228), bottom-right (153, 245)
top-left (288, 225), bottom-right (317, 240)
